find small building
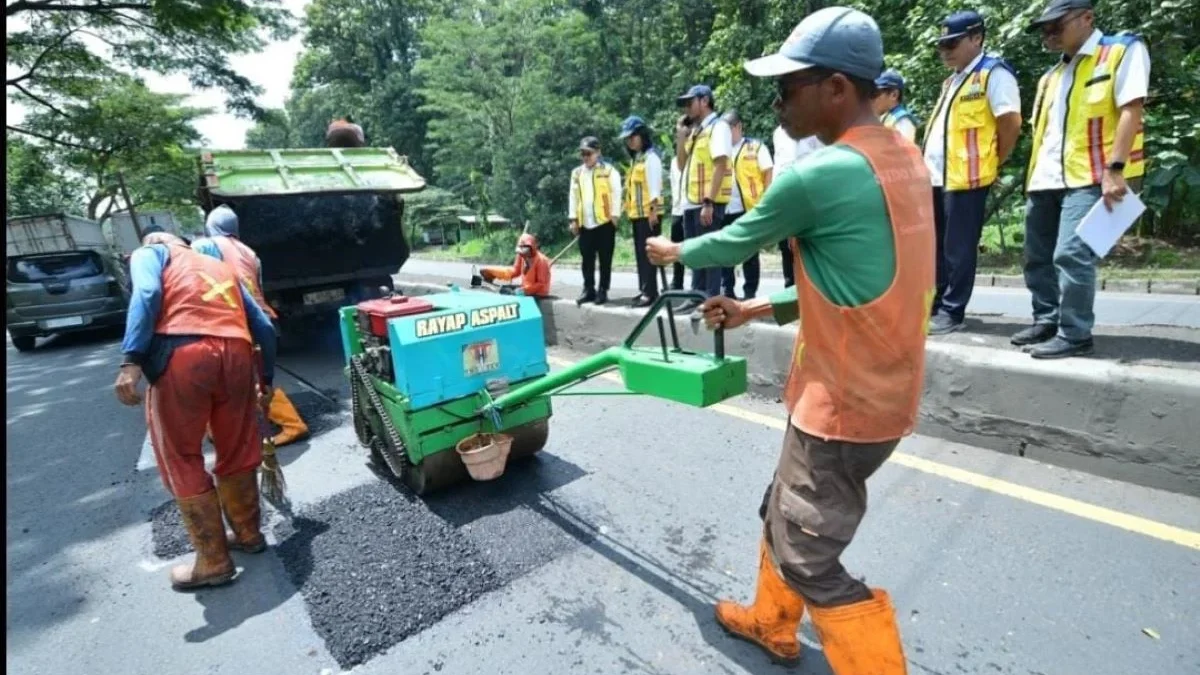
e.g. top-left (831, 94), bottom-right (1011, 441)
top-left (422, 213), bottom-right (515, 246)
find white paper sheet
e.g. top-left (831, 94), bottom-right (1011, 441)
top-left (1074, 190), bottom-right (1147, 258)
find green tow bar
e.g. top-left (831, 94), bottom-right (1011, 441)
top-left (480, 290), bottom-right (748, 423)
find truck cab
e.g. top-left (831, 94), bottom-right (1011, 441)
top-left (195, 147), bottom-right (426, 325)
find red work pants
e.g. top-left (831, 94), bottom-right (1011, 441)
top-left (145, 336), bottom-right (262, 499)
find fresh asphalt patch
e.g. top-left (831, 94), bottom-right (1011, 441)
top-left (271, 389), bottom-right (345, 439)
top-left (149, 499), bottom-right (192, 560)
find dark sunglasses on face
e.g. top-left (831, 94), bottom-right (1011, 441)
top-left (1041, 12), bottom-right (1082, 36)
top-left (936, 36), bottom-right (964, 52)
top-left (776, 71), bottom-right (831, 100)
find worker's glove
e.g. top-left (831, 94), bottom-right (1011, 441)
top-left (499, 285), bottom-right (515, 296)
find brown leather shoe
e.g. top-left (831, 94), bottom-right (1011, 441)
top-left (171, 490), bottom-right (238, 590)
top-left (216, 469), bottom-right (266, 554)
top-left (714, 537), bottom-right (805, 665)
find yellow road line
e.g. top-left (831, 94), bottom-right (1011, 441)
top-left (547, 355), bottom-right (1200, 551)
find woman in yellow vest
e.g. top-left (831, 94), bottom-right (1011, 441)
top-left (720, 109), bottom-right (774, 300)
top-left (1016, 0), bottom-right (1150, 358)
top-left (620, 115), bottom-right (664, 308)
top-left (921, 11), bottom-right (1023, 336)
top-left (568, 136), bottom-right (622, 305)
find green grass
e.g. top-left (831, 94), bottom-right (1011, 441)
top-left (416, 227), bottom-right (1200, 281)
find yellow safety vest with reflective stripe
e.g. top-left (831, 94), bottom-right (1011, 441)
top-left (684, 118), bottom-right (734, 205)
top-left (571, 162), bottom-right (615, 225)
top-left (923, 55), bottom-right (1010, 191)
top-left (623, 152), bottom-right (655, 219)
top-left (732, 138), bottom-right (768, 212)
top-left (1026, 32), bottom-right (1147, 190)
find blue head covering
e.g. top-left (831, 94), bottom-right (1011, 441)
top-left (205, 204), bottom-right (239, 237)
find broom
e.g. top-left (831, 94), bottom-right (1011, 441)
top-left (254, 348), bottom-right (289, 511)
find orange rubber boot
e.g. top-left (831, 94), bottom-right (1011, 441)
top-left (170, 490), bottom-right (237, 591)
top-left (216, 468), bottom-right (266, 553)
top-left (268, 387), bottom-right (309, 446)
top-left (808, 588), bottom-right (908, 675)
top-left (714, 538), bottom-right (806, 665)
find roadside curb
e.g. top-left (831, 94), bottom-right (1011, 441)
top-left (396, 279), bottom-right (1200, 497)
top-left (410, 256), bottom-right (1200, 296)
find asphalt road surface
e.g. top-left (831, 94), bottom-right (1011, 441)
top-left (402, 258), bottom-right (1200, 329)
top-left (7, 326), bottom-right (1200, 675)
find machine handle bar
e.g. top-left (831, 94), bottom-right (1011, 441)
top-left (622, 290), bottom-right (725, 360)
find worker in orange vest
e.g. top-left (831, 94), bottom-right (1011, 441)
top-left (193, 205), bottom-right (310, 446)
top-left (647, 7), bottom-right (932, 673)
top-left (114, 231), bottom-right (278, 591)
top-left (479, 232), bottom-right (552, 297)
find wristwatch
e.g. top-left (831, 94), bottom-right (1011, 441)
top-left (702, 198), bottom-right (714, 206)
top-left (1107, 161), bottom-right (1126, 172)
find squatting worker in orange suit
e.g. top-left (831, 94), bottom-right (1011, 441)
top-left (479, 232), bottom-right (552, 297)
top-left (647, 7), bottom-right (934, 672)
top-left (192, 204), bottom-right (310, 446)
top-left (114, 231), bottom-right (279, 591)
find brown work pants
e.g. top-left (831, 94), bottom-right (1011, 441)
top-left (760, 424), bottom-right (899, 608)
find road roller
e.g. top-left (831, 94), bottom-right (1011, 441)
top-left (340, 286), bottom-right (747, 495)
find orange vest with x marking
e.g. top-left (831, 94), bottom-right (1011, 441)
top-left (155, 242), bottom-right (252, 343)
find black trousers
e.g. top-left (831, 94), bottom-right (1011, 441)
top-left (682, 204), bottom-right (727, 297)
top-left (669, 215), bottom-right (685, 290)
top-left (719, 211), bottom-right (761, 299)
top-left (631, 217), bottom-right (661, 299)
top-left (932, 185), bottom-right (991, 321)
top-left (779, 239), bottom-right (795, 288)
top-left (579, 223), bottom-right (616, 293)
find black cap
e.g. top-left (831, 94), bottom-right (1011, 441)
top-left (141, 223), bottom-right (165, 236)
top-left (1027, 0), bottom-right (1093, 32)
top-left (936, 10), bottom-right (985, 44)
top-left (579, 136), bottom-right (601, 152)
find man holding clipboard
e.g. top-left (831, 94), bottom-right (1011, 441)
top-left (1015, 0), bottom-right (1150, 359)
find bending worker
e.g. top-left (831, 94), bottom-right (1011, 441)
top-left (479, 232), bottom-right (552, 297)
top-left (114, 231), bottom-right (278, 591)
top-left (192, 205), bottom-right (310, 447)
top-left (647, 7), bottom-right (933, 672)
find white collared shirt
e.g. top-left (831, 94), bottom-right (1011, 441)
top-left (772, 126), bottom-right (824, 173)
top-left (1026, 29), bottom-right (1152, 192)
top-left (922, 51), bottom-right (1022, 188)
top-left (682, 112), bottom-right (733, 210)
top-left (567, 161), bottom-right (623, 229)
top-left (669, 156), bottom-right (685, 216)
top-left (727, 138), bottom-right (774, 215)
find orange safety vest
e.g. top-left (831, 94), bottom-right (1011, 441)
top-left (155, 243), bottom-right (253, 343)
top-left (213, 236), bottom-right (278, 319)
top-left (783, 126), bottom-right (936, 443)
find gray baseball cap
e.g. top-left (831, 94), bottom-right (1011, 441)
top-left (744, 6), bottom-right (885, 82)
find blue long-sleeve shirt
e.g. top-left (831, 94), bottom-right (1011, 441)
top-left (120, 243), bottom-right (277, 385)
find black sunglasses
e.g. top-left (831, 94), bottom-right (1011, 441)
top-left (776, 70), bottom-right (834, 100)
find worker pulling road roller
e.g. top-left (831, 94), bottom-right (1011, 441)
top-left (192, 205), bottom-right (310, 447)
top-left (477, 232), bottom-right (552, 298)
top-left (647, 7), bottom-right (934, 673)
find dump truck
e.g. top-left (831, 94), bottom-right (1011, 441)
top-left (195, 147), bottom-right (426, 323)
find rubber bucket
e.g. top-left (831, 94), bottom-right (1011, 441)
top-left (455, 433), bottom-right (513, 481)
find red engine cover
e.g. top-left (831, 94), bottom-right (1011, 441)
top-left (356, 295), bottom-right (435, 337)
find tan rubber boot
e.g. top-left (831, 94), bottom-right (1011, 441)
top-left (714, 537), bottom-right (806, 665)
top-left (217, 468), bottom-right (266, 553)
top-left (808, 588), bottom-right (909, 675)
top-left (170, 490), bottom-right (238, 591)
top-left (268, 388), bottom-right (309, 447)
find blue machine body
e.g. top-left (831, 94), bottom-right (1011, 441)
top-left (340, 286), bottom-right (549, 411)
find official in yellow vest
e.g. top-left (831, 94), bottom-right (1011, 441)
top-left (675, 84), bottom-right (733, 310)
top-left (922, 10), bottom-right (1022, 336)
top-left (871, 69), bottom-right (918, 143)
top-left (620, 115), bottom-right (664, 307)
top-left (568, 136), bottom-right (623, 306)
top-left (721, 109), bottom-right (774, 300)
top-left (1015, 0), bottom-right (1150, 358)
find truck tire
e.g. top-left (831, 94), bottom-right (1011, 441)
top-left (11, 335), bottom-right (35, 352)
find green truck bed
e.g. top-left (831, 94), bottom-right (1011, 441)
top-left (198, 147), bottom-right (426, 198)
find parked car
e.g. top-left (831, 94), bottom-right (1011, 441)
top-left (6, 249), bottom-right (130, 351)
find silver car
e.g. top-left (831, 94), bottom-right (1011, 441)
top-left (6, 249), bottom-right (130, 352)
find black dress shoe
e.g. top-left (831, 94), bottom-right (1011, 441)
top-left (1029, 336), bottom-right (1094, 359)
top-left (576, 290), bottom-right (595, 306)
top-left (632, 295), bottom-right (654, 308)
top-left (674, 299), bottom-right (699, 313)
top-left (928, 313), bottom-right (964, 336)
top-left (1010, 323), bottom-right (1056, 346)
top-left (595, 289), bottom-right (608, 305)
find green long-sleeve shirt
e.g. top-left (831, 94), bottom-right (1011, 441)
top-left (680, 143), bottom-right (898, 325)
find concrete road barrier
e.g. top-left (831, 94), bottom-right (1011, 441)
top-left (396, 281), bottom-right (1200, 497)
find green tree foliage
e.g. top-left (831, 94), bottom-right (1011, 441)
top-left (5, 133), bottom-right (85, 216)
top-left (253, 0), bottom-right (1200, 243)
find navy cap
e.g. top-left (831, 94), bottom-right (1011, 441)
top-left (676, 84), bottom-right (713, 105)
top-left (743, 7), bottom-right (884, 82)
top-left (874, 68), bottom-right (905, 91)
top-left (936, 10), bottom-right (985, 44)
top-left (1027, 0), bottom-right (1093, 32)
top-left (619, 115), bottom-right (648, 138)
top-left (579, 136), bottom-right (601, 151)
